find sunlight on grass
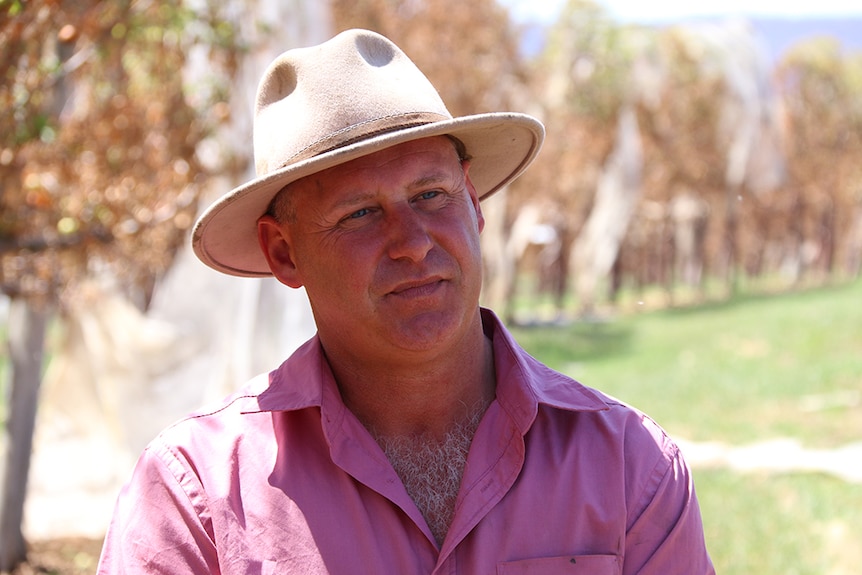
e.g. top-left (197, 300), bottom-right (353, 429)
top-left (698, 470), bottom-right (862, 575)
top-left (512, 280), bottom-right (862, 447)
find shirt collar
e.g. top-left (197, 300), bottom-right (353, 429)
top-left (250, 336), bottom-right (333, 413)
top-left (482, 308), bottom-right (609, 434)
top-left (248, 308), bottom-right (610, 419)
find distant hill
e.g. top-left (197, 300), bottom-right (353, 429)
top-left (516, 16), bottom-right (862, 63)
top-left (749, 17), bottom-right (862, 61)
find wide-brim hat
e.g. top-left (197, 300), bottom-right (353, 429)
top-left (192, 28), bottom-right (545, 277)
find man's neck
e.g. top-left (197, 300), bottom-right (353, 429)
top-left (327, 318), bottom-right (496, 441)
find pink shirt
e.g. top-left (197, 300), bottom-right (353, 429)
top-left (98, 309), bottom-right (713, 574)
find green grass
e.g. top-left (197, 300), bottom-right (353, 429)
top-left (510, 278), bottom-right (862, 575)
top-left (511, 280), bottom-right (862, 447)
top-left (697, 470), bottom-right (862, 575)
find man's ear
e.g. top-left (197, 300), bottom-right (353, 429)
top-left (257, 216), bottom-right (304, 288)
top-left (462, 161), bottom-right (485, 234)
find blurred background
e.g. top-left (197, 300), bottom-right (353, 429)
top-left (1, 0), bottom-right (860, 573)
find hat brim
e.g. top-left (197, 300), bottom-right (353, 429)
top-left (192, 112), bottom-right (544, 277)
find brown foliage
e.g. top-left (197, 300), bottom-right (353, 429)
top-left (775, 39), bottom-right (862, 277)
top-left (0, 0), bottom-right (235, 307)
top-left (330, 0), bottom-right (527, 118)
top-left (626, 27), bottom-right (730, 287)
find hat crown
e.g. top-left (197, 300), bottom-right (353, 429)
top-left (253, 29), bottom-right (452, 175)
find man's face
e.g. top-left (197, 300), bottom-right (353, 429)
top-left (262, 136), bottom-right (485, 365)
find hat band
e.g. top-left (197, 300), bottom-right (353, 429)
top-left (283, 111), bottom-right (451, 167)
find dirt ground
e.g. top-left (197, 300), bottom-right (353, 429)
top-left (5, 538), bottom-right (103, 575)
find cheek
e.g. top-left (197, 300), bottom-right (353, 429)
top-left (308, 243), bottom-right (374, 296)
top-left (444, 225), bottom-right (483, 280)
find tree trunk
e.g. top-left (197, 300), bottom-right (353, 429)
top-left (572, 106), bottom-right (643, 315)
top-left (723, 185), bottom-right (739, 295)
top-left (0, 298), bottom-right (49, 572)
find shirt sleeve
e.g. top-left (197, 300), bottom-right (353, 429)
top-left (623, 432), bottom-right (715, 575)
top-left (97, 439), bottom-right (220, 574)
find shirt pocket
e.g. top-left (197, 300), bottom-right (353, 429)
top-left (497, 554), bottom-right (622, 574)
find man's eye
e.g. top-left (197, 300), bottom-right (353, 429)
top-left (347, 208), bottom-right (371, 220)
top-left (418, 190), bottom-right (441, 201)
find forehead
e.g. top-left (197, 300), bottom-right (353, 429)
top-left (296, 136), bottom-right (461, 192)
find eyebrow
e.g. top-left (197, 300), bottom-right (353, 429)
top-left (330, 192), bottom-right (375, 213)
top-left (329, 170), bottom-right (459, 212)
top-left (410, 171), bottom-right (455, 189)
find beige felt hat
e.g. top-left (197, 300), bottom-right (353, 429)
top-left (192, 28), bottom-right (545, 277)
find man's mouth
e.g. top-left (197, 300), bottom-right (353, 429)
top-left (388, 277), bottom-right (445, 297)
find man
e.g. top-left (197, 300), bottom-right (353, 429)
top-left (98, 29), bottom-right (714, 574)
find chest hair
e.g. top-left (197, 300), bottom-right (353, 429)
top-left (375, 406), bottom-right (485, 546)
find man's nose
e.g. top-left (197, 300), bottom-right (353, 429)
top-left (384, 205), bottom-right (433, 262)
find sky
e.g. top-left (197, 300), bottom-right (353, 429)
top-left (504, 0), bottom-right (862, 23)
top-left (503, 0), bottom-right (862, 59)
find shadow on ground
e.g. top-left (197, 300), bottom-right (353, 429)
top-left (509, 318), bottom-right (634, 366)
top-left (4, 538), bottom-right (102, 575)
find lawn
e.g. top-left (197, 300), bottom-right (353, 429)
top-left (510, 278), bottom-right (862, 575)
